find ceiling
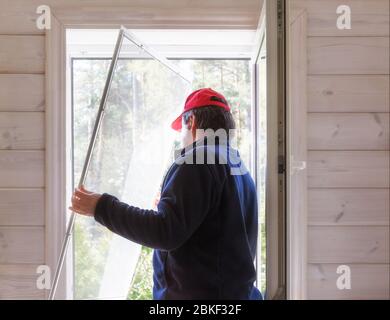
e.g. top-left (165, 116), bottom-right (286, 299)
top-left (1, 0), bottom-right (264, 33)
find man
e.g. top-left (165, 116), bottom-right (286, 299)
top-left (70, 88), bottom-right (262, 300)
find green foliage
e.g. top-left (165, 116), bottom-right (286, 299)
top-left (127, 247), bottom-right (154, 300)
top-left (74, 218), bottom-right (111, 299)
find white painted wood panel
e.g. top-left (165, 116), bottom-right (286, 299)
top-left (0, 112), bottom-right (44, 150)
top-left (308, 151), bottom-right (390, 188)
top-left (308, 226), bottom-right (389, 263)
top-left (0, 264), bottom-right (44, 299)
top-left (308, 75), bottom-right (390, 113)
top-left (0, 227), bottom-right (44, 264)
top-left (0, 35), bottom-right (45, 74)
top-left (292, 0), bottom-right (390, 36)
top-left (308, 263), bottom-right (390, 299)
top-left (0, 189), bottom-right (44, 226)
top-left (287, 7), bottom-right (308, 299)
top-left (308, 189), bottom-right (390, 226)
top-left (0, 75), bottom-right (45, 112)
top-left (308, 37), bottom-right (389, 75)
top-left (0, 151), bottom-right (44, 188)
top-left (308, 113), bottom-right (389, 150)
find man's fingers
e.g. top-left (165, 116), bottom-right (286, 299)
top-left (72, 194), bottom-right (83, 207)
top-left (69, 187), bottom-right (100, 217)
top-left (72, 194), bottom-right (91, 212)
top-left (69, 206), bottom-right (84, 214)
top-left (74, 188), bottom-right (89, 197)
top-left (71, 194), bottom-right (87, 212)
top-left (72, 197), bottom-right (88, 211)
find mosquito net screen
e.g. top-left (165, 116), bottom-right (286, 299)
top-left (72, 30), bottom-right (191, 299)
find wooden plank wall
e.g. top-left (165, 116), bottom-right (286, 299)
top-left (0, 1), bottom-right (45, 296)
top-left (0, 34), bottom-right (45, 298)
top-left (293, 0), bottom-right (389, 299)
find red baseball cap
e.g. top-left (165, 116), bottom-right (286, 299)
top-left (171, 88), bottom-right (231, 131)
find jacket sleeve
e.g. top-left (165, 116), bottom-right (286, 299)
top-left (94, 163), bottom-right (217, 251)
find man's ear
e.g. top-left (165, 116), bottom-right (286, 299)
top-left (190, 115), bottom-right (197, 137)
top-left (185, 114), bottom-right (194, 130)
top-left (184, 117), bottom-right (191, 130)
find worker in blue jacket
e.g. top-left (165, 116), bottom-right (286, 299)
top-left (70, 88), bottom-right (263, 300)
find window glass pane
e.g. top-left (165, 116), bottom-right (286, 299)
top-left (73, 58), bottom-right (109, 299)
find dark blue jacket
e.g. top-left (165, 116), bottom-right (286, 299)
top-left (95, 136), bottom-right (262, 300)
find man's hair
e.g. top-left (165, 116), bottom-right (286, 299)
top-left (182, 106), bottom-right (236, 133)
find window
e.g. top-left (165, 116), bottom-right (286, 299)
top-left (45, 1), bottom-right (289, 301)
top-left (63, 27), bottom-right (267, 299)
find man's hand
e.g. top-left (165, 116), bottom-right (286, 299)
top-left (69, 185), bottom-right (102, 217)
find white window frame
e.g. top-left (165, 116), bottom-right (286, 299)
top-left (286, 2), bottom-right (308, 300)
top-left (46, 17), bottom-right (256, 300)
top-left (251, 0), bottom-right (308, 300)
top-left (251, 0), bottom-right (287, 299)
top-left (46, 1), bottom-right (304, 300)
